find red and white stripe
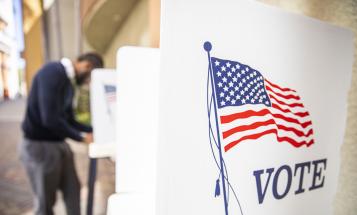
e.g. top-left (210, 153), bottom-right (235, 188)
top-left (106, 93), bottom-right (117, 103)
top-left (219, 79), bottom-right (314, 152)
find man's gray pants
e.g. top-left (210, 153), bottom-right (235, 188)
top-left (19, 138), bottom-right (81, 215)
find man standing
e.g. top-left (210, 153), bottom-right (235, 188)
top-left (20, 53), bottom-right (104, 215)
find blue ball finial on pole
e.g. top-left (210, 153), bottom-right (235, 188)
top-left (204, 41), bottom-right (212, 52)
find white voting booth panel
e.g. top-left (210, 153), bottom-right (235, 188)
top-left (107, 47), bottom-right (160, 215)
top-left (90, 69), bottom-right (117, 158)
top-left (157, 1), bottom-right (353, 215)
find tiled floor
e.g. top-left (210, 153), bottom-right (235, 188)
top-left (0, 99), bottom-right (115, 215)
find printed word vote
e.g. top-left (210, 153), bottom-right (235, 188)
top-left (253, 159), bottom-right (327, 204)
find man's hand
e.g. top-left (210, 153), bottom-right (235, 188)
top-left (82, 133), bottom-right (93, 144)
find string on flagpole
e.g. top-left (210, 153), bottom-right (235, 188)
top-left (206, 52), bottom-right (244, 215)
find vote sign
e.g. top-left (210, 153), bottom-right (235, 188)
top-left (157, 1), bottom-right (353, 215)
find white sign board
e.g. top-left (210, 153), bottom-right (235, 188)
top-left (90, 69), bottom-right (117, 158)
top-left (114, 47), bottom-right (160, 215)
top-left (157, 1), bottom-right (353, 215)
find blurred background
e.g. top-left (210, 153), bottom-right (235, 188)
top-left (0, 0), bottom-right (356, 215)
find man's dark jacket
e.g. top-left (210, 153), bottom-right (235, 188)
top-left (22, 62), bottom-right (92, 142)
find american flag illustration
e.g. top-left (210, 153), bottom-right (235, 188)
top-left (103, 84), bottom-right (117, 116)
top-left (104, 84), bottom-right (116, 103)
top-left (211, 57), bottom-right (314, 152)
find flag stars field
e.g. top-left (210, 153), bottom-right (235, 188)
top-left (213, 58), bottom-right (272, 109)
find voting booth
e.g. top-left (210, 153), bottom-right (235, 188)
top-left (107, 47), bottom-right (160, 215)
top-left (88, 69), bottom-right (117, 214)
top-left (106, 1), bottom-right (353, 215)
top-left (156, 1), bottom-right (353, 215)
top-left (90, 69), bottom-right (117, 159)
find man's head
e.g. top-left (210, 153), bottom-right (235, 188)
top-left (73, 52), bottom-right (104, 85)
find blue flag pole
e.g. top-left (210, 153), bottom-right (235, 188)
top-left (204, 41), bottom-right (229, 215)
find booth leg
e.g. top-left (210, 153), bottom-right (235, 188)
top-left (86, 158), bottom-right (97, 215)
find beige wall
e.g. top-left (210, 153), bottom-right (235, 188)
top-left (257, 1), bottom-right (357, 214)
top-left (22, 0), bottom-right (45, 90)
top-left (23, 18), bottom-right (44, 90)
top-left (149, 0), bottom-right (160, 48)
top-left (102, 0), bottom-right (150, 68)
